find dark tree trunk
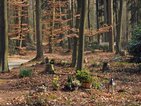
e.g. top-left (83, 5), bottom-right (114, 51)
top-left (77, 0), bottom-right (87, 70)
top-left (108, 0), bottom-right (114, 52)
top-left (88, 0), bottom-right (91, 30)
top-left (48, 0), bottom-right (55, 53)
top-left (71, 0), bottom-right (78, 67)
top-left (96, 0), bottom-right (101, 44)
top-left (0, 0), bottom-right (9, 72)
top-left (116, 0), bottom-right (123, 53)
top-left (35, 0), bottom-right (43, 59)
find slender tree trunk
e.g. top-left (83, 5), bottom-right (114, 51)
top-left (116, 0), bottom-right (123, 53)
top-left (49, 0), bottom-right (55, 53)
top-left (77, 0), bottom-right (87, 70)
top-left (33, 0), bottom-right (36, 42)
top-left (104, 0), bottom-right (108, 42)
top-left (68, 38), bottom-right (72, 51)
top-left (126, 0), bottom-right (132, 42)
top-left (26, 0), bottom-right (34, 46)
top-left (18, 2), bottom-right (22, 48)
top-left (104, 0), bottom-right (108, 24)
top-left (96, 0), bottom-right (101, 44)
top-left (35, 0), bottom-right (43, 59)
top-left (72, 0), bottom-right (78, 67)
top-left (125, 1), bottom-right (129, 45)
top-left (0, 0), bottom-right (9, 72)
top-left (108, 0), bottom-right (114, 52)
top-left (88, 0), bottom-right (91, 30)
top-left (137, 0), bottom-right (141, 23)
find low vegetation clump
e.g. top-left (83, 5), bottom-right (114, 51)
top-left (92, 77), bottom-right (103, 90)
top-left (19, 68), bottom-right (32, 78)
top-left (91, 61), bottom-right (102, 68)
top-left (52, 76), bottom-right (60, 90)
top-left (26, 92), bottom-right (48, 106)
top-left (76, 70), bottom-right (92, 83)
top-left (76, 70), bottom-right (93, 89)
top-left (64, 76), bottom-right (81, 91)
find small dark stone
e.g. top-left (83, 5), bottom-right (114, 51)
top-left (118, 89), bottom-right (126, 93)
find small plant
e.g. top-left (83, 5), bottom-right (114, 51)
top-left (76, 70), bottom-right (93, 89)
top-left (19, 68), bottom-right (32, 78)
top-left (92, 80), bottom-right (102, 90)
top-left (64, 76), bottom-right (80, 91)
top-left (64, 76), bottom-right (74, 91)
top-left (26, 92), bottom-right (47, 106)
top-left (72, 79), bottom-right (81, 88)
top-left (52, 76), bottom-right (60, 90)
top-left (76, 70), bottom-right (92, 83)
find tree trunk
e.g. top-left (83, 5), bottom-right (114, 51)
top-left (108, 0), bottom-right (114, 52)
top-left (77, 0), bottom-right (87, 70)
top-left (0, 0), bottom-right (9, 72)
top-left (96, 0), bottom-right (101, 44)
top-left (104, 0), bottom-right (108, 43)
top-left (72, 0), bottom-right (78, 67)
top-left (116, 0), bottom-right (123, 53)
top-left (88, 0), bottom-right (91, 30)
top-left (49, 0), bottom-right (55, 53)
top-left (26, 0), bottom-right (34, 47)
top-left (137, 0), bottom-right (141, 23)
top-left (35, 0), bottom-right (43, 59)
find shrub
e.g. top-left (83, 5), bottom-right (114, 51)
top-left (128, 25), bottom-right (141, 59)
top-left (19, 68), bottom-right (32, 78)
top-left (76, 70), bottom-right (92, 83)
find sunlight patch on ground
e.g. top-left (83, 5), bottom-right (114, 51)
top-left (8, 59), bottom-right (30, 70)
top-left (0, 79), bottom-right (7, 84)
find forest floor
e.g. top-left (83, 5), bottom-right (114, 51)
top-left (0, 49), bottom-right (141, 106)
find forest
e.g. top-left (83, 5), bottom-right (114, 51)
top-left (0, 0), bottom-right (141, 105)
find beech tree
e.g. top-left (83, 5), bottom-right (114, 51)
top-left (0, 0), bottom-right (9, 72)
top-left (115, 0), bottom-right (123, 53)
top-left (108, 0), bottom-right (114, 52)
top-left (71, 0), bottom-right (79, 67)
top-left (77, 0), bottom-right (87, 70)
top-left (35, 0), bottom-right (43, 60)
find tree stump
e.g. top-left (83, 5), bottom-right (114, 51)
top-left (102, 62), bottom-right (110, 72)
top-left (44, 57), bottom-right (55, 74)
top-left (120, 50), bottom-right (127, 56)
